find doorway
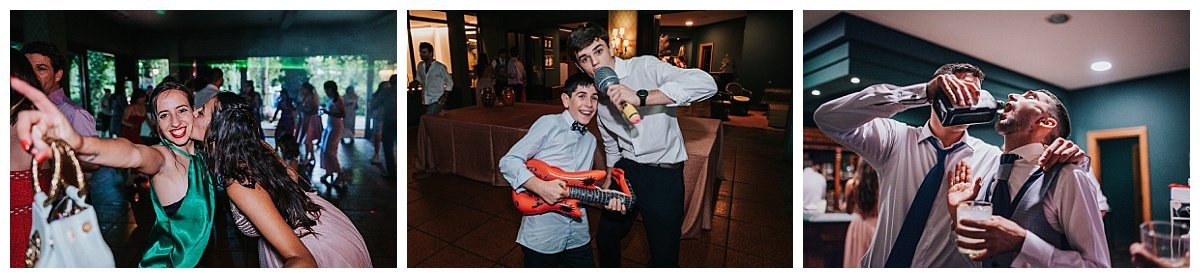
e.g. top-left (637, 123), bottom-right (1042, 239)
top-left (699, 42), bottom-right (714, 72)
top-left (1087, 126), bottom-right (1150, 268)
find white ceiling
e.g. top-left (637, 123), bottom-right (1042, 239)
top-left (804, 11), bottom-right (1189, 90)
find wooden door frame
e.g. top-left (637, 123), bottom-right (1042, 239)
top-left (1086, 126), bottom-right (1151, 223)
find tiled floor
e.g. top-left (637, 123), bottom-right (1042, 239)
top-left (406, 106), bottom-right (793, 267)
top-left (91, 137), bottom-right (397, 267)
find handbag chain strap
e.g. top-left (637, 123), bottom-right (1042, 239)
top-left (31, 137), bottom-right (87, 206)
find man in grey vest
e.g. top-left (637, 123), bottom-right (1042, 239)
top-left (947, 89), bottom-right (1110, 267)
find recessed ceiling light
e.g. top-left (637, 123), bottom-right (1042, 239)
top-left (850, 77), bottom-right (861, 84)
top-left (1091, 61), bottom-right (1112, 71)
top-left (685, 20), bottom-right (694, 26)
top-left (1047, 13), bottom-right (1071, 24)
top-left (811, 90), bottom-right (821, 96)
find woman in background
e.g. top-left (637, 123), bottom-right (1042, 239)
top-left (473, 52), bottom-right (495, 107)
top-left (296, 82), bottom-right (322, 163)
top-left (318, 81), bottom-right (345, 184)
top-left (119, 88), bottom-right (148, 145)
top-left (340, 85), bottom-right (358, 145)
top-left (270, 88), bottom-right (297, 141)
top-left (842, 159), bottom-right (879, 268)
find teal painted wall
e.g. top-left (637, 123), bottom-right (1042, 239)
top-left (1098, 137), bottom-right (1140, 267)
top-left (694, 17), bottom-right (745, 74)
top-left (1067, 70), bottom-right (1190, 221)
top-left (741, 11), bottom-right (793, 102)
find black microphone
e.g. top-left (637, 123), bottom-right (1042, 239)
top-left (593, 66), bottom-right (641, 124)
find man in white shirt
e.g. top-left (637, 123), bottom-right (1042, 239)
top-left (802, 155), bottom-right (828, 213)
top-left (948, 89), bottom-right (1110, 267)
top-left (814, 63), bottom-right (1086, 268)
top-left (415, 42), bottom-right (453, 115)
top-left (567, 23), bottom-right (717, 267)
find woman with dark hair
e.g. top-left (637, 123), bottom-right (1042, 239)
top-left (11, 47), bottom-right (45, 268)
top-left (318, 81), bottom-right (345, 184)
top-left (474, 52), bottom-right (495, 107)
top-left (119, 88), bottom-right (148, 144)
top-left (296, 82), bottom-right (322, 163)
top-left (12, 80), bottom-right (216, 268)
top-left (269, 88), bottom-right (297, 140)
top-left (340, 85), bottom-right (358, 144)
top-left (194, 92), bottom-right (370, 267)
top-left (842, 159), bottom-right (880, 268)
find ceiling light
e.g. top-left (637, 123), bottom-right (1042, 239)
top-left (1047, 13), bottom-right (1070, 24)
top-left (850, 77), bottom-right (860, 84)
top-left (685, 20), bottom-right (694, 26)
top-left (1091, 61), bottom-right (1112, 71)
top-left (811, 90), bottom-right (821, 96)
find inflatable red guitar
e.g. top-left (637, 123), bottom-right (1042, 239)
top-left (512, 159), bottom-right (635, 218)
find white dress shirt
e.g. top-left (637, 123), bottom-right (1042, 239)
top-left (498, 110), bottom-right (596, 254)
top-left (416, 60), bottom-right (453, 105)
top-left (814, 83), bottom-right (1002, 267)
top-left (983, 143), bottom-right (1111, 267)
top-left (596, 56), bottom-right (717, 167)
top-left (803, 167), bottom-right (828, 212)
top-left (507, 57), bottom-right (525, 85)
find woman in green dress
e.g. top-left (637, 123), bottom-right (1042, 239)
top-left (12, 80), bottom-right (215, 267)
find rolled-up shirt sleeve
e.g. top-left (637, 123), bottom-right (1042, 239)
top-left (643, 58), bottom-right (716, 107)
top-left (813, 83), bottom-right (928, 167)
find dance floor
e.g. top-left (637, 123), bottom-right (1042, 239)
top-left (408, 121), bottom-right (793, 267)
top-left (90, 138), bottom-right (397, 267)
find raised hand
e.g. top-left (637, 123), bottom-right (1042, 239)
top-left (947, 161), bottom-right (983, 221)
top-left (11, 77), bottom-right (84, 163)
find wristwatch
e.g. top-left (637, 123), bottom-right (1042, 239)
top-left (637, 89), bottom-right (649, 107)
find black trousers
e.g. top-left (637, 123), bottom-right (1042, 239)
top-left (596, 158), bottom-right (684, 267)
top-left (522, 243), bottom-right (595, 267)
top-left (382, 120), bottom-right (398, 179)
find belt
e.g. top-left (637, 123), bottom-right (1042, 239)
top-left (638, 161), bottom-right (684, 169)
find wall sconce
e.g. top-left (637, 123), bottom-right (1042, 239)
top-left (611, 27), bottom-right (631, 57)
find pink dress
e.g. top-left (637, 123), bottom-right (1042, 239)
top-left (231, 192), bottom-right (371, 267)
top-left (842, 213), bottom-right (878, 268)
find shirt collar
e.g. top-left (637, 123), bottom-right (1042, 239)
top-left (48, 87), bottom-right (67, 105)
top-left (561, 110), bottom-right (587, 135)
top-left (561, 110), bottom-right (577, 126)
top-left (1008, 142), bottom-right (1046, 163)
top-left (917, 121), bottom-right (977, 152)
top-left (206, 84), bottom-right (219, 91)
